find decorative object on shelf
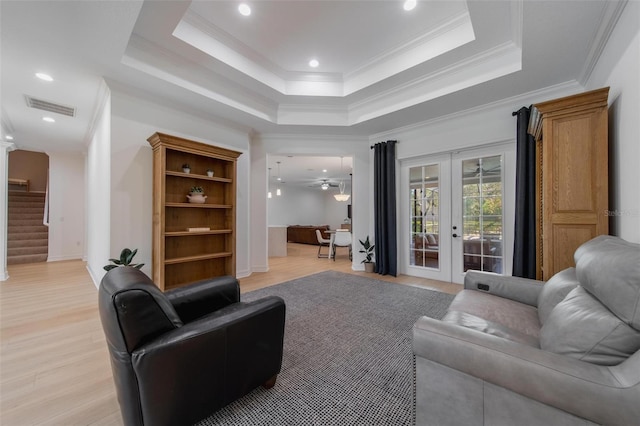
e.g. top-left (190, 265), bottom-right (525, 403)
top-left (206, 169), bottom-right (214, 177)
top-left (187, 227), bottom-right (211, 232)
top-left (182, 163), bottom-right (191, 173)
top-left (103, 248), bottom-right (144, 271)
top-left (359, 236), bottom-right (375, 272)
top-left (187, 186), bottom-right (207, 204)
top-left (334, 157), bottom-right (350, 201)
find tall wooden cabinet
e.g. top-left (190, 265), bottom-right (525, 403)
top-left (530, 87), bottom-right (609, 280)
top-left (147, 133), bottom-right (241, 291)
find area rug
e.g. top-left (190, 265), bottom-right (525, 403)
top-left (195, 271), bottom-right (454, 426)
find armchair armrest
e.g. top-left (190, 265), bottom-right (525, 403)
top-left (413, 316), bottom-right (640, 425)
top-left (131, 296), bottom-right (286, 425)
top-left (464, 270), bottom-right (544, 306)
top-left (165, 275), bottom-right (240, 323)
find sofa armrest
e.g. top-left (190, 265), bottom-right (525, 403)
top-left (413, 316), bottom-right (640, 425)
top-left (464, 270), bottom-right (544, 306)
top-left (131, 296), bottom-right (285, 425)
top-left (165, 275), bottom-right (240, 323)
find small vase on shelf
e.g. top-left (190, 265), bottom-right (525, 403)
top-left (187, 186), bottom-right (206, 204)
top-left (206, 169), bottom-right (214, 177)
top-left (182, 163), bottom-right (191, 174)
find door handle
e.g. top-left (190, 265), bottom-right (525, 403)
top-left (452, 233), bottom-right (459, 238)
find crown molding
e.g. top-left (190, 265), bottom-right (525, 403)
top-left (579, 0), bottom-right (628, 85)
top-left (122, 35), bottom-right (278, 122)
top-left (343, 8), bottom-right (475, 95)
top-left (349, 41), bottom-right (522, 125)
top-left (369, 80), bottom-right (583, 140)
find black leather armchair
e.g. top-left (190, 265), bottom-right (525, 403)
top-left (98, 267), bottom-right (286, 426)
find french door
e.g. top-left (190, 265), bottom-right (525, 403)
top-left (401, 144), bottom-right (515, 284)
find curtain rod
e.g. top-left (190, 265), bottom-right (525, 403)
top-left (370, 140), bottom-right (398, 149)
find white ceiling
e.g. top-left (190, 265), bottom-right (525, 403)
top-left (0, 0), bottom-right (624, 179)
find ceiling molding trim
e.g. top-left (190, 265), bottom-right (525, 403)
top-left (369, 80), bottom-right (583, 141)
top-left (174, 10), bottom-right (288, 93)
top-left (348, 42), bottom-right (522, 125)
top-left (258, 133), bottom-right (367, 144)
top-left (344, 8), bottom-right (475, 95)
top-left (122, 36), bottom-right (278, 123)
top-left (578, 0), bottom-right (628, 85)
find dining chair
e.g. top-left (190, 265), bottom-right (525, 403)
top-left (315, 229), bottom-right (331, 258)
top-left (332, 230), bottom-right (352, 261)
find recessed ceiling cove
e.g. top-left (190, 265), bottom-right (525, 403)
top-left (174, 1), bottom-right (475, 96)
top-left (123, 0), bottom-right (524, 127)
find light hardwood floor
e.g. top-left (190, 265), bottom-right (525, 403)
top-left (1, 243), bottom-right (460, 425)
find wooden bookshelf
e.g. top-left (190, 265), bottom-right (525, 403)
top-left (147, 132), bottom-right (241, 291)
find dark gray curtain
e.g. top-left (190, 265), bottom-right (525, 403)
top-left (512, 107), bottom-right (537, 278)
top-left (373, 140), bottom-right (397, 276)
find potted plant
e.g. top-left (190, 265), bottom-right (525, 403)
top-left (206, 168), bottom-right (214, 177)
top-left (104, 248), bottom-right (144, 271)
top-left (359, 235), bottom-right (375, 273)
top-left (187, 186), bottom-right (207, 204)
top-left (182, 163), bottom-right (191, 173)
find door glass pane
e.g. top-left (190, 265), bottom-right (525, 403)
top-left (409, 164), bottom-right (439, 269)
top-left (461, 155), bottom-right (503, 273)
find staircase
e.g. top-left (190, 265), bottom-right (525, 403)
top-left (7, 191), bottom-right (48, 264)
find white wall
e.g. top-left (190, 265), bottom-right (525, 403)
top-left (251, 134), bottom-right (370, 270)
top-left (108, 88), bottom-right (253, 279)
top-left (267, 185), bottom-right (326, 226)
top-left (47, 152), bottom-right (85, 261)
top-left (323, 191), bottom-right (352, 230)
top-left (266, 182), bottom-right (351, 230)
top-left (86, 91), bottom-right (112, 285)
top-left (585, 1), bottom-right (640, 243)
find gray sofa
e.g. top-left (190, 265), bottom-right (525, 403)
top-left (413, 235), bottom-right (640, 425)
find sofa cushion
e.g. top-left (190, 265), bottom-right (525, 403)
top-left (446, 290), bottom-right (540, 341)
top-left (537, 267), bottom-right (580, 325)
top-left (442, 311), bottom-right (539, 347)
top-left (575, 236), bottom-right (640, 329)
top-left (540, 286), bottom-right (640, 365)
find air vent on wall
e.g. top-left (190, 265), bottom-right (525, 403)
top-left (25, 95), bottom-right (76, 117)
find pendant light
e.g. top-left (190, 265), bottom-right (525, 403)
top-left (334, 157), bottom-right (350, 201)
top-left (276, 161), bottom-right (282, 196)
top-left (267, 167), bottom-right (272, 199)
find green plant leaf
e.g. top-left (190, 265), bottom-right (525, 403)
top-left (134, 263), bottom-right (144, 270)
top-left (120, 248), bottom-right (132, 265)
top-left (103, 264), bottom-right (118, 271)
top-left (125, 248), bottom-right (138, 265)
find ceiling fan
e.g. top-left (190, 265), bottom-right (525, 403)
top-left (464, 162), bottom-right (501, 178)
top-left (310, 179), bottom-right (339, 190)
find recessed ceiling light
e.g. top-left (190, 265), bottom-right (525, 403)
top-left (322, 169), bottom-right (327, 173)
top-left (5, 135), bottom-right (14, 140)
top-left (309, 59), bottom-right (319, 68)
top-left (35, 73), bottom-right (53, 82)
top-left (42, 116), bottom-right (55, 123)
top-left (238, 3), bottom-right (251, 16)
top-left (403, 0), bottom-right (417, 11)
